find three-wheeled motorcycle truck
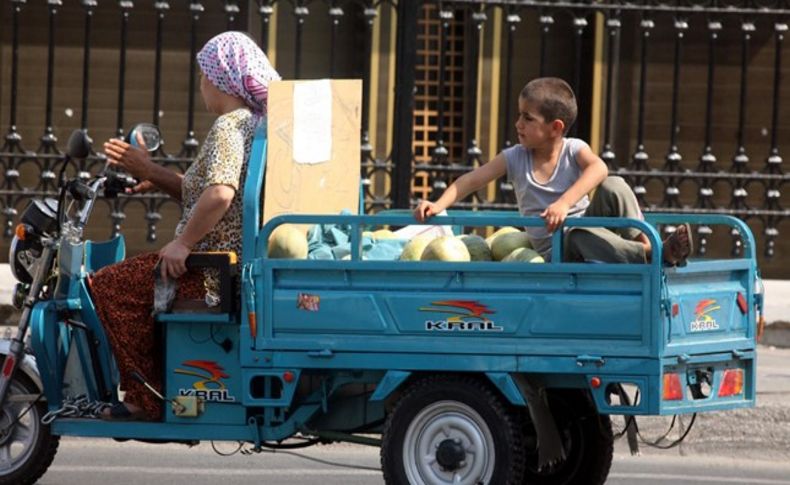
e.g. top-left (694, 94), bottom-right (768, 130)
top-left (0, 126), bottom-right (762, 484)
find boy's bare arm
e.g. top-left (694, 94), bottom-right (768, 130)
top-left (542, 146), bottom-right (608, 232)
top-left (561, 146), bottom-right (608, 206)
top-left (414, 154), bottom-right (507, 222)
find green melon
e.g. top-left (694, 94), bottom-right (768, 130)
top-left (399, 233), bottom-right (436, 261)
top-left (458, 234), bottom-right (492, 261)
top-left (421, 236), bottom-right (471, 262)
top-left (501, 247), bottom-right (544, 263)
top-left (490, 231), bottom-right (532, 261)
top-left (485, 226), bottom-right (520, 246)
top-left (268, 225), bottom-right (308, 259)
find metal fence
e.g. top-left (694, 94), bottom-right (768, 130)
top-left (1, 0), bottom-right (789, 267)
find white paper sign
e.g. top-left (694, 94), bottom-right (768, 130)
top-left (292, 80), bottom-right (332, 164)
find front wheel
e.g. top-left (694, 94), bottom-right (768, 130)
top-left (0, 372), bottom-right (59, 485)
top-left (381, 375), bottom-right (524, 485)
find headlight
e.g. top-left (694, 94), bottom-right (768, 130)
top-left (9, 198), bottom-right (58, 284)
top-left (9, 234), bottom-right (38, 284)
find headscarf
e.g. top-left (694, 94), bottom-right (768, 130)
top-left (196, 31), bottom-right (281, 117)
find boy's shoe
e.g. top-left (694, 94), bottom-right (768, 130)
top-left (663, 223), bottom-right (693, 266)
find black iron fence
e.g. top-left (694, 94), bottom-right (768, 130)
top-left (1, 0), bottom-right (789, 273)
top-left (400, 1), bottom-right (790, 266)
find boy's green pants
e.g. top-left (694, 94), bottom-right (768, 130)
top-left (564, 176), bottom-right (648, 263)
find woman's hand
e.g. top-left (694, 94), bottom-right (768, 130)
top-left (103, 133), bottom-right (153, 181)
top-left (158, 239), bottom-right (192, 282)
top-left (540, 200), bottom-right (570, 233)
top-left (126, 180), bottom-right (157, 195)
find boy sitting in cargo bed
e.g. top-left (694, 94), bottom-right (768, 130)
top-left (413, 77), bottom-right (692, 264)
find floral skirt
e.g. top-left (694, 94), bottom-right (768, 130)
top-left (91, 252), bottom-right (204, 420)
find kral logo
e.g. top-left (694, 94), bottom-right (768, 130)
top-left (689, 299), bottom-right (721, 332)
top-left (419, 300), bottom-right (503, 332)
top-left (174, 360), bottom-right (236, 402)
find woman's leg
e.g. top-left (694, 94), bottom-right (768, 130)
top-left (92, 253), bottom-right (204, 420)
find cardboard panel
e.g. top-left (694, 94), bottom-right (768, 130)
top-left (263, 79), bottom-right (362, 226)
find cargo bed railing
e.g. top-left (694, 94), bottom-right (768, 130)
top-left (256, 213), bottom-right (662, 269)
top-left (256, 213), bottom-right (755, 267)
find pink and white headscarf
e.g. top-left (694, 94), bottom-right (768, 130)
top-left (197, 31), bottom-right (281, 117)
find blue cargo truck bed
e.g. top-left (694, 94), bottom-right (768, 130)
top-left (246, 212), bottom-right (760, 417)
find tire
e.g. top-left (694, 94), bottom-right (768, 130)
top-left (381, 374), bottom-right (524, 485)
top-left (520, 390), bottom-right (613, 485)
top-left (0, 373), bottom-right (59, 485)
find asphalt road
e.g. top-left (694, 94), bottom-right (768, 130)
top-left (34, 437), bottom-right (790, 485)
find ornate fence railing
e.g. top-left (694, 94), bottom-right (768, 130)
top-left (1, 0), bottom-right (789, 268)
top-left (397, 1), bottom-right (790, 262)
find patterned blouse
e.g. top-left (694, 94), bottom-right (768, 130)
top-left (176, 107), bottom-right (258, 304)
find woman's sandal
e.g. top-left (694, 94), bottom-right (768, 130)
top-left (663, 223), bottom-right (694, 266)
top-left (100, 402), bottom-right (147, 421)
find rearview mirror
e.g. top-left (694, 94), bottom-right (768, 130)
top-left (66, 129), bottom-right (92, 159)
top-left (126, 123), bottom-right (161, 152)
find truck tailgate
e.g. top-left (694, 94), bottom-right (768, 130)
top-left (664, 258), bottom-right (755, 355)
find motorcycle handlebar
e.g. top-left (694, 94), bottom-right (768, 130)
top-left (66, 180), bottom-right (96, 202)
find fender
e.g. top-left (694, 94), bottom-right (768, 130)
top-left (0, 339), bottom-right (43, 393)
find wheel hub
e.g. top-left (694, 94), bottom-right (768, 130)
top-left (402, 400), bottom-right (496, 484)
top-left (435, 438), bottom-right (466, 471)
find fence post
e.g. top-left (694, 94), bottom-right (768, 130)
top-left (391, 0), bottom-right (419, 209)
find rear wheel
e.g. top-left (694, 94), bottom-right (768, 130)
top-left (520, 390), bottom-right (613, 485)
top-left (381, 375), bottom-right (524, 485)
top-left (0, 373), bottom-right (59, 485)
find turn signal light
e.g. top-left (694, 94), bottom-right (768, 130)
top-left (662, 373), bottom-right (683, 401)
top-left (718, 369), bottom-right (744, 397)
top-left (14, 224), bottom-right (26, 241)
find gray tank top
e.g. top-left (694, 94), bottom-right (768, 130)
top-left (502, 137), bottom-right (591, 257)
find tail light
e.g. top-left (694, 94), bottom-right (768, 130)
top-left (1, 355), bottom-right (15, 378)
top-left (662, 373), bottom-right (683, 401)
top-left (718, 369), bottom-right (744, 397)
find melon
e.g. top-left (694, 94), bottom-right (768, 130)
top-left (267, 225), bottom-right (308, 259)
top-left (371, 229), bottom-right (396, 240)
top-left (485, 226), bottom-right (520, 246)
top-left (399, 233), bottom-right (436, 261)
top-left (458, 234), bottom-right (492, 261)
top-left (501, 247), bottom-right (544, 263)
top-left (490, 231), bottom-right (532, 261)
top-left (421, 236), bottom-right (471, 262)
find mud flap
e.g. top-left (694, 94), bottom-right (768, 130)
top-left (511, 373), bottom-right (566, 470)
top-left (616, 385), bottom-right (640, 455)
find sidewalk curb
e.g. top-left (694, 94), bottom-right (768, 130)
top-left (762, 321), bottom-right (790, 348)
